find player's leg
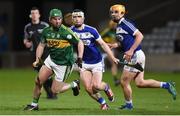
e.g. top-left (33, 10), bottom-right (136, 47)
top-left (33, 57), bottom-right (56, 99)
top-left (119, 50), bottom-right (146, 110)
top-left (134, 72), bottom-right (177, 100)
top-left (118, 69), bottom-right (134, 110)
top-left (80, 70), bottom-right (108, 110)
top-left (92, 72), bottom-right (114, 102)
top-left (24, 65), bottom-right (53, 110)
top-left (134, 72), bottom-right (162, 88)
top-left (80, 70), bottom-right (94, 97)
top-left (91, 61), bottom-right (114, 102)
top-left (51, 65), bottom-right (80, 96)
top-left (134, 50), bottom-right (176, 100)
top-left (43, 77), bottom-right (57, 99)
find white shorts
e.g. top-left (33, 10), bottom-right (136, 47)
top-left (124, 50), bottom-right (145, 73)
top-left (44, 55), bottom-right (73, 82)
top-left (80, 61), bottom-right (105, 73)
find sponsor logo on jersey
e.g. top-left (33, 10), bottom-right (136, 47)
top-left (47, 39), bottom-right (70, 48)
top-left (116, 27), bottom-right (128, 34)
top-left (75, 32), bottom-right (94, 39)
top-left (67, 34), bottom-right (72, 39)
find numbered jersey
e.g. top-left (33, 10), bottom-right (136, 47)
top-left (71, 24), bottom-right (102, 64)
top-left (116, 17), bottom-right (141, 52)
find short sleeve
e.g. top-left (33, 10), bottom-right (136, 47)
top-left (40, 29), bottom-right (47, 44)
top-left (65, 26), bottom-right (80, 44)
top-left (122, 19), bottom-right (138, 36)
top-left (91, 28), bottom-right (102, 41)
top-left (24, 24), bottom-right (29, 39)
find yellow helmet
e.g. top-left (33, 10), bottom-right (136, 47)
top-left (110, 4), bottom-right (126, 14)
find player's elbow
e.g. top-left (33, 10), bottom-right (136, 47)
top-left (140, 33), bottom-right (144, 40)
top-left (135, 31), bottom-right (143, 41)
top-left (138, 31), bottom-right (144, 40)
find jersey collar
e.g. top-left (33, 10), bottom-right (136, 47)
top-left (118, 17), bottom-right (125, 24)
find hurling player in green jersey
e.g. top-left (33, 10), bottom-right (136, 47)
top-left (24, 8), bottom-right (84, 111)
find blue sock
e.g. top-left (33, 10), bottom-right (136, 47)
top-left (97, 97), bottom-right (106, 104)
top-left (125, 100), bottom-right (133, 109)
top-left (161, 82), bottom-right (169, 89)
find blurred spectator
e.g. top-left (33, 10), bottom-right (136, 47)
top-left (23, 7), bottom-right (56, 99)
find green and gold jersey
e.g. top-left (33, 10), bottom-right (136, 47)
top-left (101, 28), bottom-right (116, 43)
top-left (41, 24), bottom-right (80, 65)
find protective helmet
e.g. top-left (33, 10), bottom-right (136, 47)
top-left (64, 13), bottom-right (73, 27)
top-left (72, 9), bottom-right (84, 18)
top-left (49, 9), bottom-right (62, 18)
top-left (110, 4), bottom-right (126, 14)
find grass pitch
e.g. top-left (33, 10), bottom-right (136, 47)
top-left (0, 68), bottom-right (179, 115)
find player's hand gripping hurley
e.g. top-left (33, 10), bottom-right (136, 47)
top-left (119, 60), bottom-right (144, 72)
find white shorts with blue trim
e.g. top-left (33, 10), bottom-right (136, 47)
top-left (80, 61), bottom-right (105, 73)
top-left (124, 50), bottom-right (145, 73)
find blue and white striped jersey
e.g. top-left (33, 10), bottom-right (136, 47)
top-left (116, 17), bottom-right (141, 52)
top-left (71, 24), bottom-right (102, 64)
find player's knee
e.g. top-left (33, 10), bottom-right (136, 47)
top-left (93, 84), bottom-right (100, 90)
top-left (85, 86), bottom-right (93, 93)
top-left (136, 80), bottom-right (144, 88)
top-left (120, 77), bottom-right (129, 85)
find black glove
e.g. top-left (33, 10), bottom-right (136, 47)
top-left (32, 58), bottom-right (44, 71)
top-left (33, 64), bottom-right (42, 71)
top-left (76, 57), bottom-right (82, 68)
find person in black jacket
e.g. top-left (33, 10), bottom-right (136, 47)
top-left (23, 7), bottom-right (57, 99)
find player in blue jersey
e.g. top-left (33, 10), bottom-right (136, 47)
top-left (71, 9), bottom-right (119, 110)
top-left (109, 4), bottom-right (177, 110)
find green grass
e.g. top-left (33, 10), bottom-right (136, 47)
top-left (0, 68), bottom-right (179, 115)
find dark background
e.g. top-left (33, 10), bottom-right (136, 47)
top-left (0, 0), bottom-right (180, 51)
top-left (0, 0), bottom-right (180, 71)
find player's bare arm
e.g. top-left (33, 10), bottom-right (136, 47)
top-left (33, 42), bottom-right (45, 67)
top-left (77, 40), bottom-right (84, 59)
top-left (107, 42), bottom-right (120, 49)
top-left (97, 39), bottom-right (119, 64)
top-left (125, 30), bottom-right (143, 62)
